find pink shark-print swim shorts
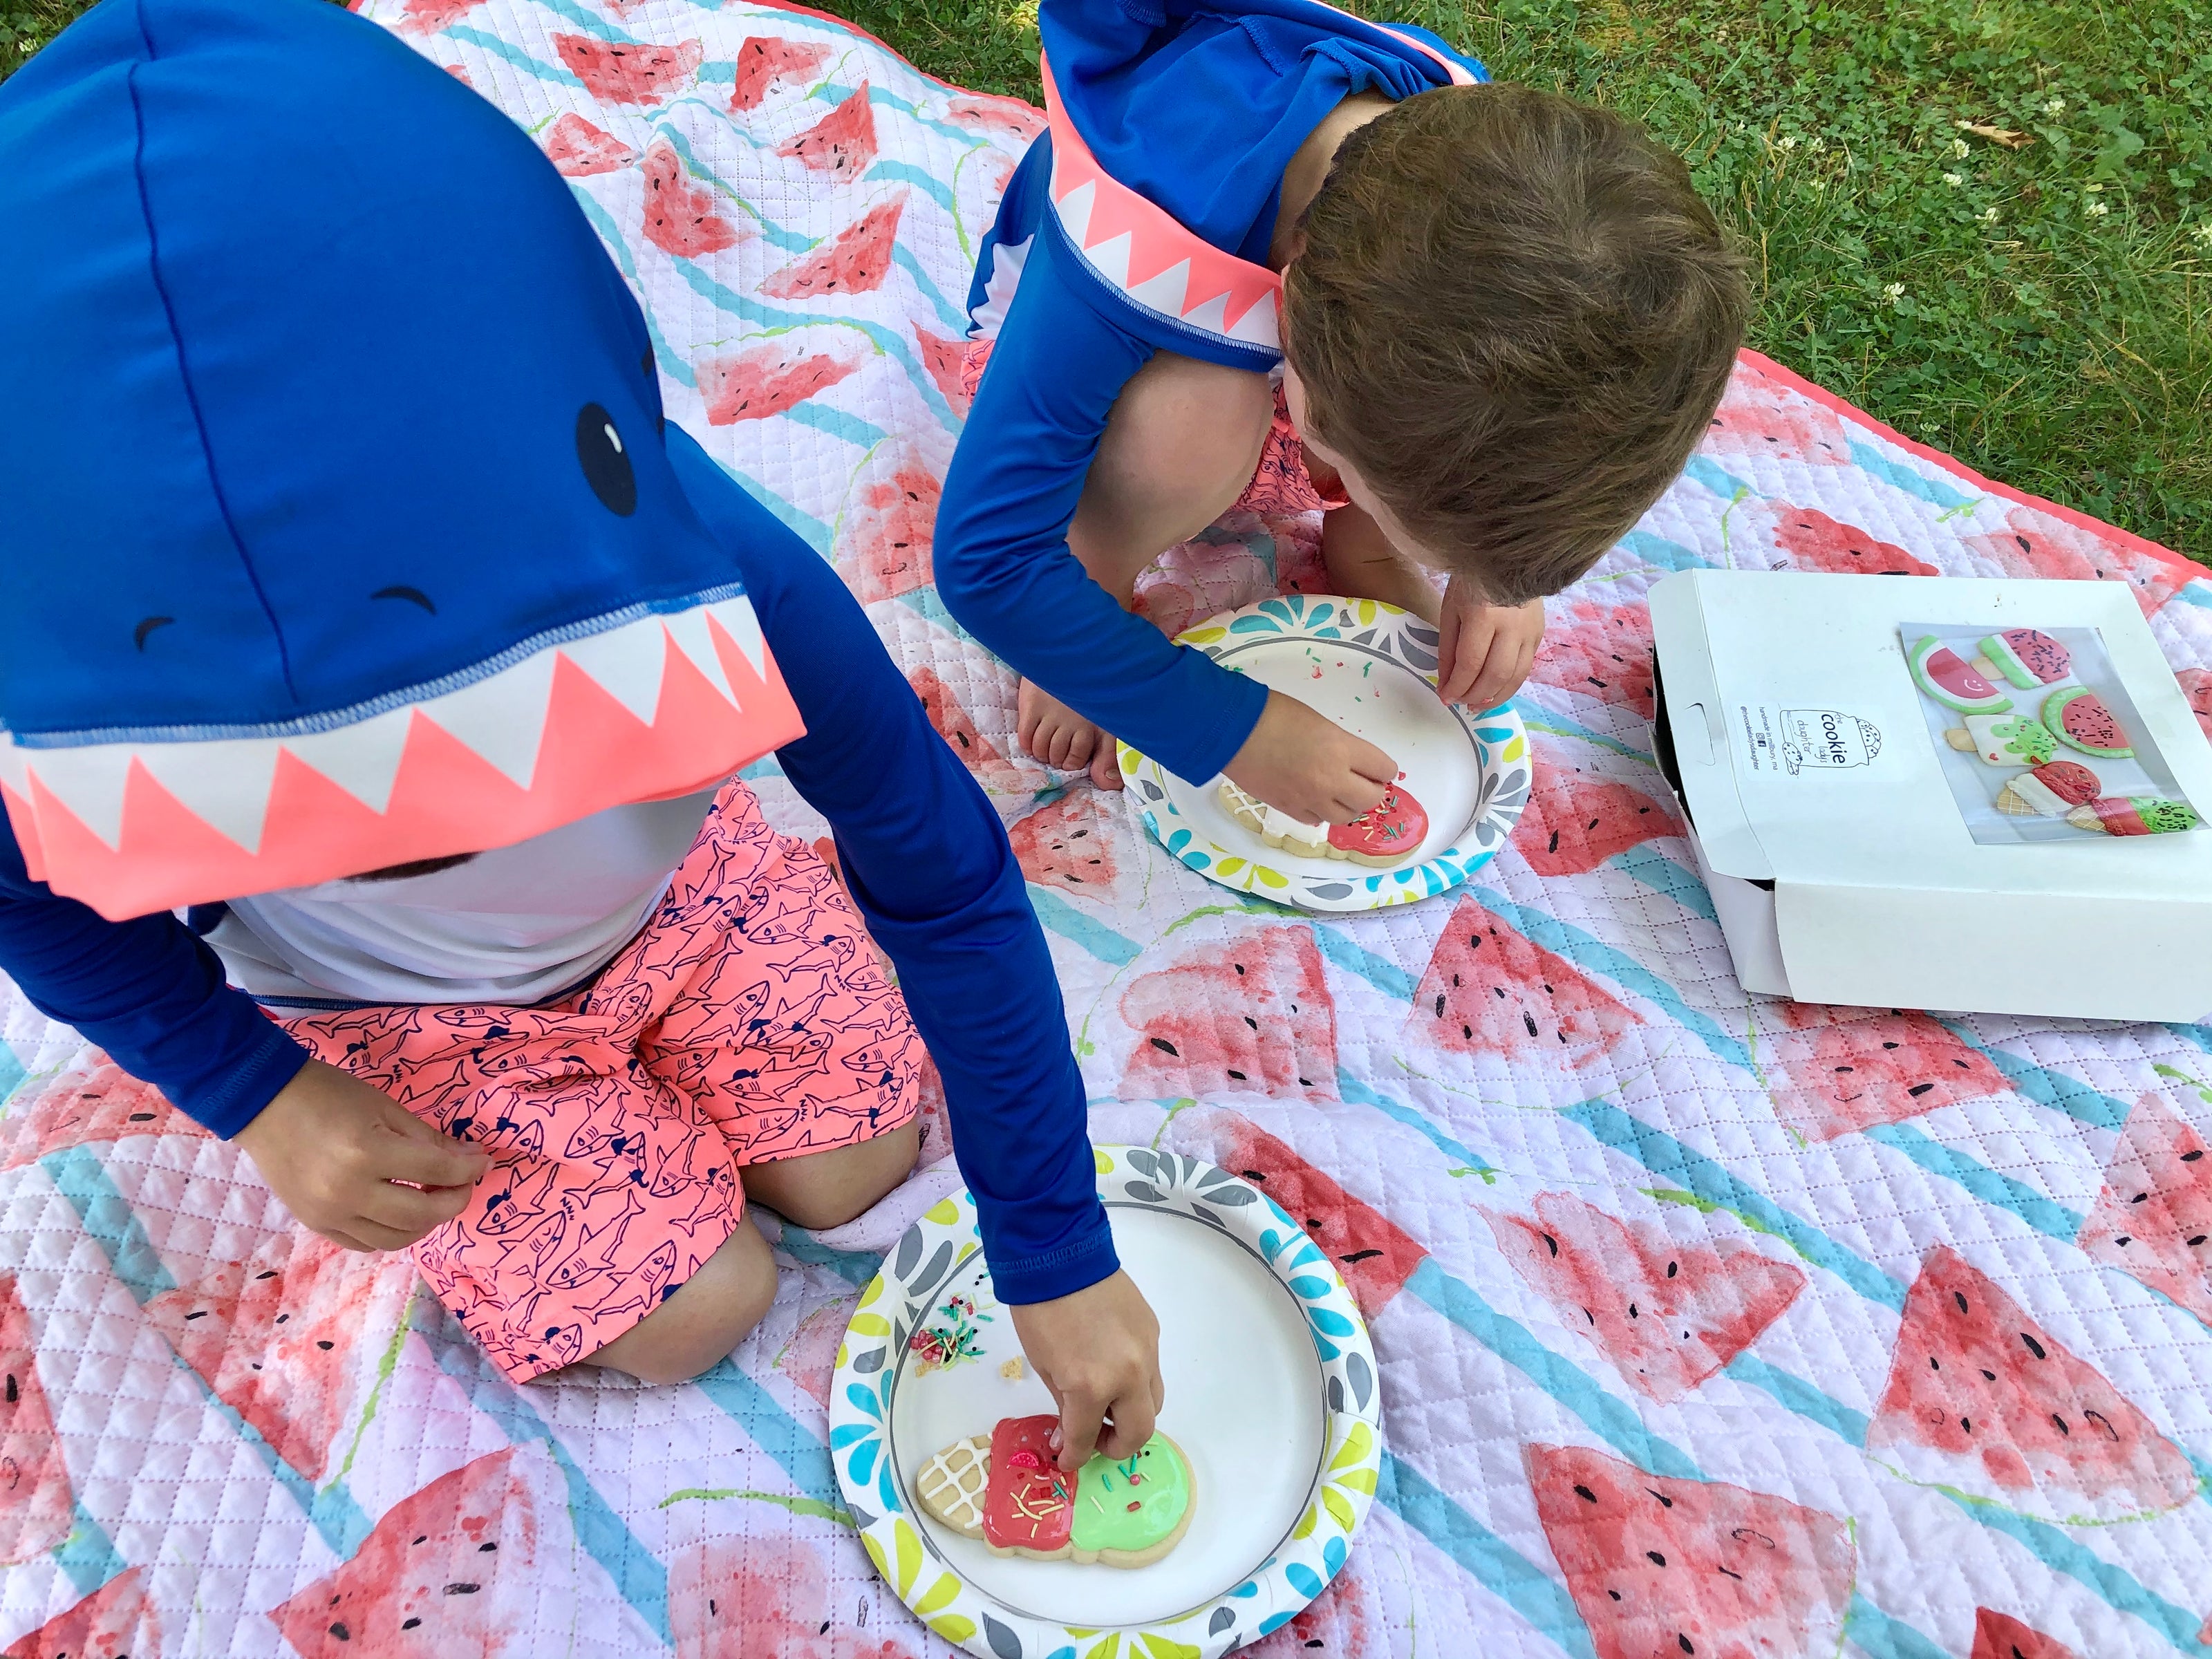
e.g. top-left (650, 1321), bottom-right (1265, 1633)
top-left (279, 780), bottom-right (922, 1382)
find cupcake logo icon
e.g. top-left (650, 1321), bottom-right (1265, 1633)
top-left (1779, 708), bottom-right (1882, 775)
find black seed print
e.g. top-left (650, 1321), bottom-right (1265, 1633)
top-left (1542, 1233), bottom-right (1559, 1257)
top-left (1573, 1484), bottom-right (1598, 1502)
top-left (2020, 1333), bottom-right (2046, 1360)
top-left (1524, 1013), bottom-right (1539, 1038)
top-left (1646, 1550), bottom-right (1667, 1566)
top-left (1906, 1082), bottom-right (1935, 1098)
top-left (1150, 1038), bottom-right (1179, 1056)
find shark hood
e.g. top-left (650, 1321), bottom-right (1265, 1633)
top-left (0, 0), bottom-right (802, 921)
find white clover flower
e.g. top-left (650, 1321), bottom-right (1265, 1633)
top-left (1980, 205), bottom-right (2001, 224)
top-left (1882, 282), bottom-right (1906, 306)
top-left (1808, 135), bottom-right (1827, 152)
top-left (2043, 96), bottom-right (2067, 117)
top-left (1943, 171), bottom-right (1966, 188)
top-left (2195, 223), bottom-right (2212, 247)
top-left (1949, 138), bottom-right (1971, 158)
top-left (2085, 197), bottom-right (2110, 218)
top-left (1777, 133), bottom-right (1799, 151)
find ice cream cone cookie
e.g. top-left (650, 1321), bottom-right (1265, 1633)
top-left (919, 1415), bottom-right (1198, 1568)
top-left (1994, 760), bottom-right (2102, 817)
top-left (1971, 628), bottom-right (2072, 689)
top-left (917, 1436), bottom-right (992, 1535)
top-left (1943, 715), bottom-right (2057, 767)
top-left (2066, 797), bottom-right (2201, 836)
top-left (1217, 778), bottom-right (1329, 858)
top-left (2043, 686), bottom-right (2134, 759)
top-left (1326, 782), bottom-right (1430, 867)
top-left (1908, 635), bottom-right (2012, 714)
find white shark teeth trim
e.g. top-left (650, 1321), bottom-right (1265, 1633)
top-left (1226, 293), bottom-right (1282, 350)
top-left (561, 612), bottom-right (670, 728)
top-left (24, 742), bottom-right (135, 850)
top-left (137, 737), bottom-right (283, 854)
top-left (704, 596), bottom-right (768, 683)
top-left (0, 739), bottom-right (28, 800)
top-left (1179, 290), bottom-right (1231, 338)
top-left (418, 648), bottom-right (559, 790)
top-left (1055, 179), bottom-right (1096, 246)
top-left (1083, 230), bottom-right (1134, 290)
top-left (283, 706), bottom-right (415, 815)
top-left (968, 235), bottom-right (1032, 341)
top-left (1123, 258), bottom-right (1191, 319)
top-left (664, 608), bottom-right (737, 705)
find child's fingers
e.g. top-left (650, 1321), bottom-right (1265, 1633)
top-left (1094, 1380), bottom-right (1160, 1463)
top-left (362, 1177), bottom-right (478, 1240)
top-left (1345, 731), bottom-right (1398, 787)
top-left (1053, 1387), bottom-right (1111, 1473)
top-left (1439, 612), bottom-right (1495, 706)
top-left (376, 1105), bottom-right (493, 1190)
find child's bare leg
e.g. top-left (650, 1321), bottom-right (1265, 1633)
top-left (740, 1118), bottom-right (921, 1232)
top-left (1321, 502), bottom-right (1441, 624)
top-left (1020, 350), bottom-right (1273, 787)
top-left (577, 1219), bottom-right (779, 1385)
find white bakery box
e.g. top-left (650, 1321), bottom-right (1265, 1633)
top-left (1647, 570), bottom-right (2212, 1021)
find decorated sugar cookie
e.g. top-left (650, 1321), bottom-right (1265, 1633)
top-left (1217, 777), bottom-right (1329, 859)
top-left (1216, 777), bottom-right (1430, 870)
top-left (1943, 715), bottom-right (2056, 767)
top-left (1971, 629), bottom-right (2072, 689)
top-left (2066, 797), bottom-right (2200, 837)
top-left (1994, 760), bottom-right (2101, 818)
top-left (1907, 636), bottom-right (2012, 714)
top-left (917, 1414), bottom-right (1197, 1568)
top-left (2043, 686), bottom-right (2134, 760)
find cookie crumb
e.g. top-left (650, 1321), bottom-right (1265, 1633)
top-left (999, 1358), bottom-right (1024, 1381)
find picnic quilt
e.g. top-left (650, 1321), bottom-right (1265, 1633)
top-left (2, 1), bottom-right (2210, 1655)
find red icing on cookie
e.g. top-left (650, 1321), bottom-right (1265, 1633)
top-left (982, 1416), bottom-right (1072, 1553)
top-left (1328, 784), bottom-right (1428, 863)
top-left (2030, 761), bottom-right (2100, 807)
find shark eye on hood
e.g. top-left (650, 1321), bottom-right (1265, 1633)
top-left (575, 402), bottom-right (636, 517)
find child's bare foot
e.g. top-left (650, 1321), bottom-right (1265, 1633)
top-left (1018, 679), bottom-right (1123, 789)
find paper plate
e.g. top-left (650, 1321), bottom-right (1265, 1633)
top-left (1117, 594), bottom-right (1530, 912)
top-left (832, 1146), bottom-right (1383, 1659)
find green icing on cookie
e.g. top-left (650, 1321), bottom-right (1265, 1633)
top-left (1991, 717), bottom-right (2056, 763)
top-left (2137, 798), bottom-right (2201, 834)
top-left (1069, 1436), bottom-right (1190, 1555)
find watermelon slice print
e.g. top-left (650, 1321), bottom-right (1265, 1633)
top-left (1525, 1442), bottom-right (1856, 1659)
top-left (1702, 370), bottom-right (1849, 465)
top-left (2077, 1092), bottom-right (2212, 1329)
top-left (1407, 896), bottom-right (1637, 1069)
top-left (776, 82), bottom-right (877, 180)
top-left (1008, 790), bottom-right (1118, 893)
top-left (0, 1062), bottom-right (205, 1172)
top-left (668, 1535), bottom-right (922, 1659)
top-left (697, 340), bottom-right (860, 427)
top-left (943, 93), bottom-right (1045, 140)
top-left (3, 1565), bottom-right (161, 1659)
top-left (1118, 926), bottom-right (1338, 1101)
top-left (395, 0), bottom-right (481, 35)
top-left (1866, 1244), bottom-right (2196, 1519)
top-left (912, 326), bottom-right (971, 416)
top-left (1767, 505), bottom-right (1937, 577)
top-left (640, 140), bottom-right (744, 258)
top-left (1759, 1006), bottom-right (2007, 1142)
top-left (1487, 1192), bottom-right (1806, 1403)
top-left (1205, 1114), bottom-right (1425, 1314)
top-left (771, 1295), bottom-right (853, 1409)
top-left (270, 1447), bottom-right (538, 1658)
top-left (906, 666), bottom-right (1028, 793)
top-left (1528, 599), bottom-right (1655, 715)
top-left (0, 1275), bottom-right (73, 1566)
top-left (763, 192), bottom-right (906, 299)
top-left (727, 35), bottom-right (832, 112)
top-left (833, 445), bottom-right (940, 604)
top-left (551, 35), bottom-right (702, 106)
top-left (1510, 761), bottom-right (1679, 877)
top-left (144, 1230), bottom-right (404, 1483)
top-left (1969, 1608), bottom-right (2080, 1659)
top-left (1961, 507), bottom-right (2187, 618)
top-left (542, 113), bottom-right (635, 178)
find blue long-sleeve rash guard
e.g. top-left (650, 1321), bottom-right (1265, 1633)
top-left (0, 430), bottom-right (1116, 1309)
top-left (933, 0), bottom-right (1478, 786)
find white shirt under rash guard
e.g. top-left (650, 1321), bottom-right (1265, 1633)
top-left (206, 788), bottom-right (720, 1006)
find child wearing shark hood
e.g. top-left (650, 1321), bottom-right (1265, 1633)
top-left (0, 0), bottom-right (1161, 1444)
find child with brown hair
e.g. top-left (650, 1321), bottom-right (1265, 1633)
top-left (937, 0), bottom-right (1750, 825)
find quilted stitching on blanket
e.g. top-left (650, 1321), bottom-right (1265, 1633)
top-left (2, 3), bottom-right (2209, 1654)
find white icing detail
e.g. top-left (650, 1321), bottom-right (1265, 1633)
top-left (664, 607), bottom-right (738, 705)
top-left (1054, 179), bottom-right (1096, 247)
top-left (282, 707), bottom-right (417, 815)
top-left (21, 742), bottom-right (136, 849)
top-left (561, 617), bottom-right (670, 728)
top-left (1123, 258), bottom-right (1191, 319)
top-left (968, 234), bottom-right (1032, 341)
top-left (705, 594), bottom-right (769, 683)
top-left (1082, 230), bottom-right (1134, 290)
top-left (136, 736), bottom-right (283, 854)
top-left (417, 648), bottom-right (559, 790)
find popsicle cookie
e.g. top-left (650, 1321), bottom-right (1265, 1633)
top-left (1943, 715), bottom-right (2057, 767)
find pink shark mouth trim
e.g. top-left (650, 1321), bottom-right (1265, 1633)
top-left (0, 595), bottom-right (802, 920)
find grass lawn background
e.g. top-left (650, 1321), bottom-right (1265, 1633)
top-left (7, 0), bottom-right (2206, 560)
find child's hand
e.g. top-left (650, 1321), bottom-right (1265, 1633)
top-left (1436, 582), bottom-right (1545, 711)
top-left (1223, 690), bottom-right (1397, 825)
top-left (1009, 1268), bottom-right (1165, 1471)
top-left (236, 1059), bottom-right (491, 1252)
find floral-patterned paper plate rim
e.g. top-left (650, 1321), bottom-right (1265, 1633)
top-left (1117, 595), bottom-right (1531, 912)
top-left (831, 1145), bottom-right (1384, 1659)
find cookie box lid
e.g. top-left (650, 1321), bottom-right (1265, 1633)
top-left (1648, 570), bottom-right (2212, 1021)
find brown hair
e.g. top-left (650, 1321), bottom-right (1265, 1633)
top-left (1284, 83), bottom-right (1751, 605)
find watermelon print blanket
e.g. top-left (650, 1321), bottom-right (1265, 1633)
top-left (4, 3), bottom-right (2212, 1656)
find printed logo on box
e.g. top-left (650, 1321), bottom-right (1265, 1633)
top-left (1740, 704), bottom-right (1884, 776)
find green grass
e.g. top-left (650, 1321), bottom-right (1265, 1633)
top-left (10, 0), bottom-right (2208, 558)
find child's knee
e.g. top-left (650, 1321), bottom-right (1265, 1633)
top-left (585, 1221), bottom-right (778, 1386)
top-left (746, 1120), bottom-right (920, 1232)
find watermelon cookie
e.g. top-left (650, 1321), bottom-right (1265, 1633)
top-left (2042, 686), bottom-right (2133, 759)
top-left (1994, 760), bottom-right (2101, 818)
top-left (1907, 635), bottom-right (2012, 714)
top-left (1971, 628), bottom-right (2072, 689)
top-left (2065, 796), bottom-right (2200, 837)
top-left (917, 1415), bottom-right (1196, 1567)
top-left (1943, 714), bottom-right (2056, 768)
top-left (1217, 777), bottom-right (1429, 868)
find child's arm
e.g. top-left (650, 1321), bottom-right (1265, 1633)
top-left (673, 430), bottom-right (1161, 1463)
top-left (0, 836), bottom-right (488, 1246)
